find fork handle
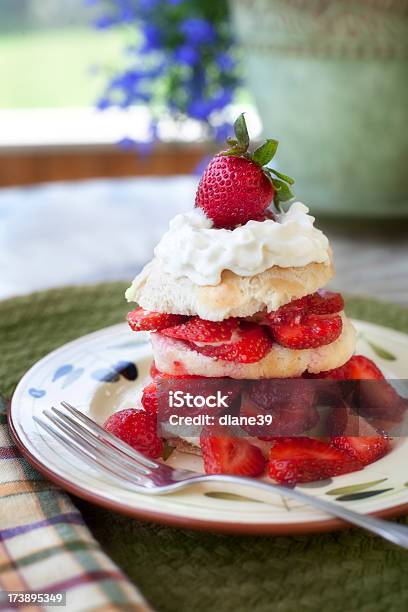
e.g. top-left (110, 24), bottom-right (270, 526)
top-left (186, 475), bottom-right (408, 549)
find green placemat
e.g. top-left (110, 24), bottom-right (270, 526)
top-left (1, 284), bottom-right (408, 612)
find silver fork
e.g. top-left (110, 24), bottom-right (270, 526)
top-left (34, 402), bottom-right (408, 549)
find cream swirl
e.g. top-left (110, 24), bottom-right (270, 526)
top-left (153, 202), bottom-right (330, 286)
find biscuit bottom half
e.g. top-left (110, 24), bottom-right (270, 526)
top-left (150, 315), bottom-right (356, 379)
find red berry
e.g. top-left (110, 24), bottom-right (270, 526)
top-left (327, 401), bottom-right (391, 466)
top-left (331, 435), bottom-right (389, 467)
top-left (127, 308), bottom-right (187, 332)
top-left (240, 392), bottom-right (318, 439)
top-left (269, 403), bottom-right (319, 437)
top-left (268, 437), bottom-right (362, 485)
top-left (327, 402), bottom-right (382, 437)
top-left (141, 382), bottom-right (158, 415)
top-left (161, 316), bottom-right (239, 343)
top-left (193, 323), bottom-right (273, 363)
top-left (314, 355), bottom-right (384, 380)
top-left (306, 290), bottom-right (344, 315)
top-left (195, 155), bottom-right (274, 228)
top-left (150, 361), bottom-right (161, 379)
top-left (200, 428), bottom-right (266, 476)
top-left (269, 314), bottom-right (343, 349)
top-left (263, 209), bottom-right (277, 221)
top-left (358, 381), bottom-right (406, 422)
top-left (103, 408), bottom-right (163, 458)
top-left (265, 291), bottom-right (344, 349)
top-left (268, 291), bottom-right (344, 324)
top-left (245, 379), bottom-right (317, 438)
top-left (339, 355), bottom-right (383, 380)
top-left (248, 378), bottom-right (315, 410)
top-left (314, 356), bottom-right (406, 423)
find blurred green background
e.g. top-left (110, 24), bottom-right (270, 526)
top-left (0, 0), bottom-right (124, 108)
top-left (0, 28), bottom-right (124, 108)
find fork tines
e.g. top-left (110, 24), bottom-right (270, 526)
top-left (34, 401), bottom-right (159, 487)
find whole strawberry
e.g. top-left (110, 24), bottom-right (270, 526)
top-left (195, 114), bottom-right (294, 228)
top-left (103, 408), bottom-right (163, 459)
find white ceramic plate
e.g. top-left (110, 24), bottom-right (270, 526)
top-left (9, 320), bottom-right (408, 535)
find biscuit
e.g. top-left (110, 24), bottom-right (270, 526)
top-left (150, 314), bottom-right (356, 379)
top-left (126, 256), bottom-right (334, 321)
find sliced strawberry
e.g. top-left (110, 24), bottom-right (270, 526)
top-left (161, 316), bottom-right (238, 343)
top-left (150, 361), bottom-right (161, 379)
top-left (358, 380), bottom-right (406, 421)
top-left (302, 372), bottom-right (343, 405)
top-left (239, 394), bottom-right (272, 438)
top-left (244, 379), bottom-right (318, 438)
top-left (268, 291), bottom-right (344, 324)
top-left (240, 393), bottom-right (319, 439)
top-left (127, 308), bottom-right (187, 332)
top-left (306, 354), bottom-right (384, 404)
top-left (268, 437), bottom-right (362, 485)
top-left (314, 355), bottom-right (384, 380)
top-left (265, 290), bottom-right (344, 349)
top-left (269, 314), bottom-right (342, 349)
top-left (104, 408), bottom-right (163, 458)
top-left (268, 403), bottom-right (319, 437)
top-left (200, 428), bottom-right (266, 476)
top-left (248, 378), bottom-right (315, 410)
top-left (141, 382), bottom-right (158, 415)
top-left (193, 323), bottom-right (272, 363)
top-left (307, 290), bottom-right (344, 315)
top-left (327, 402), bottom-right (383, 436)
top-left (331, 436), bottom-right (389, 466)
top-left (346, 355), bottom-right (385, 379)
top-left (315, 356), bottom-right (406, 423)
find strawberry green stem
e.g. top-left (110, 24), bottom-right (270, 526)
top-left (222, 113), bottom-right (295, 210)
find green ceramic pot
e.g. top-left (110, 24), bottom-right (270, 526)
top-left (230, 0), bottom-right (408, 217)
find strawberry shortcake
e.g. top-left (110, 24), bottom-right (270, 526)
top-left (104, 115), bottom-right (405, 485)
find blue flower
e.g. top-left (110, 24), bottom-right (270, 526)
top-left (91, 0), bottom-right (240, 146)
top-left (124, 69), bottom-right (144, 86)
top-left (109, 69), bottom-right (144, 91)
top-left (211, 88), bottom-right (233, 109)
top-left (118, 87), bottom-right (152, 108)
top-left (138, 0), bottom-right (160, 10)
top-left (140, 23), bottom-right (161, 53)
top-left (174, 44), bottom-right (199, 66)
top-left (93, 15), bottom-right (116, 29)
top-left (118, 137), bottom-right (137, 150)
top-left (119, 8), bottom-right (134, 23)
top-left (97, 97), bottom-right (111, 110)
top-left (188, 87), bottom-right (234, 120)
top-left (216, 52), bottom-right (236, 72)
top-left (132, 91), bottom-right (152, 103)
top-left (180, 18), bottom-right (216, 45)
top-left (188, 99), bottom-right (212, 120)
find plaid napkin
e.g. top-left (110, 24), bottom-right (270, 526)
top-left (0, 397), bottom-right (151, 611)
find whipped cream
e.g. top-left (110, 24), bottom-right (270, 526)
top-left (153, 202), bottom-right (330, 286)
